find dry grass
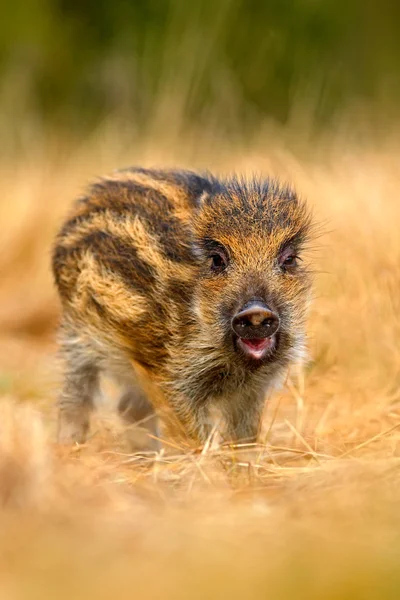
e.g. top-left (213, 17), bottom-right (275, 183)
top-left (1, 125), bottom-right (400, 598)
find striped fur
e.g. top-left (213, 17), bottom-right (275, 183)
top-left (52, 168), bottom-right (314, 447)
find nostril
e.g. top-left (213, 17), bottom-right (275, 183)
top-left (261, 317), bottom-right (277, 330)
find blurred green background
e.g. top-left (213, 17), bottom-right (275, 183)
top-left (1, 0), bottom-right (399, 151)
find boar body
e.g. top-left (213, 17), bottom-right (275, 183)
top-left (52, 168), bottom-right (312, 446)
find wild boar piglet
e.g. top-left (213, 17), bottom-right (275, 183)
top-left (52, 168), bottom-right (313, 447)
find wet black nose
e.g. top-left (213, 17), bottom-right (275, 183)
top-left (231, 302), bottom-right (280, 339)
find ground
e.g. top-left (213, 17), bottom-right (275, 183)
top-left (1, 130), bottom-right (400, 599)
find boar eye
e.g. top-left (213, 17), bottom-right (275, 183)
top-left (279, 248), bottom-right (300, 272)
top-left (282, 255), bottom-right (297, 268)
top-left (210, 252), bottom-right (228, 273)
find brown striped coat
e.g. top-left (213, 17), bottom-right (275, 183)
top-left (52, 168), bottom-right (313, 447)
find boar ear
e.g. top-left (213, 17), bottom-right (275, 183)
top-left (196, 190), bottom-right (210, 208)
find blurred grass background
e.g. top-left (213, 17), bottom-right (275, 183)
top-left (2, 2), bottom-right (400, 599)
top-left (2, 0), bottom-right (400, 154)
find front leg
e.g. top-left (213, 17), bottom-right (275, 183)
top-left (162, 397), bottom-right (213, 448)
top-left (130, 361), bottom-right (212, 449)
top-left (220, 391), bottom-right (266, 445)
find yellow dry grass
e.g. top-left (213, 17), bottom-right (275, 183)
top-left (1, 125), bottom-right (400, 599)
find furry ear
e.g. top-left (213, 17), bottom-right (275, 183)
top-left (196, 190), bottom-right (210, 208)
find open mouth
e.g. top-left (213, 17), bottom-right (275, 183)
top-left (236, 335), bottom-right (276, 360)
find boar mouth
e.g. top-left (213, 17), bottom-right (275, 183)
top-left (236, 334), bottom-right (277, 361)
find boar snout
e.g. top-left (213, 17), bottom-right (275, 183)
top-left (231, 301), bottom-right (280, 339)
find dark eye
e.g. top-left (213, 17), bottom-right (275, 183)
top-left (282, 255), bottom-right (298, 268)
top-left (210, 252), bottom-right (228, 273)
top-left (279, 250), bottom-right (300, 272)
